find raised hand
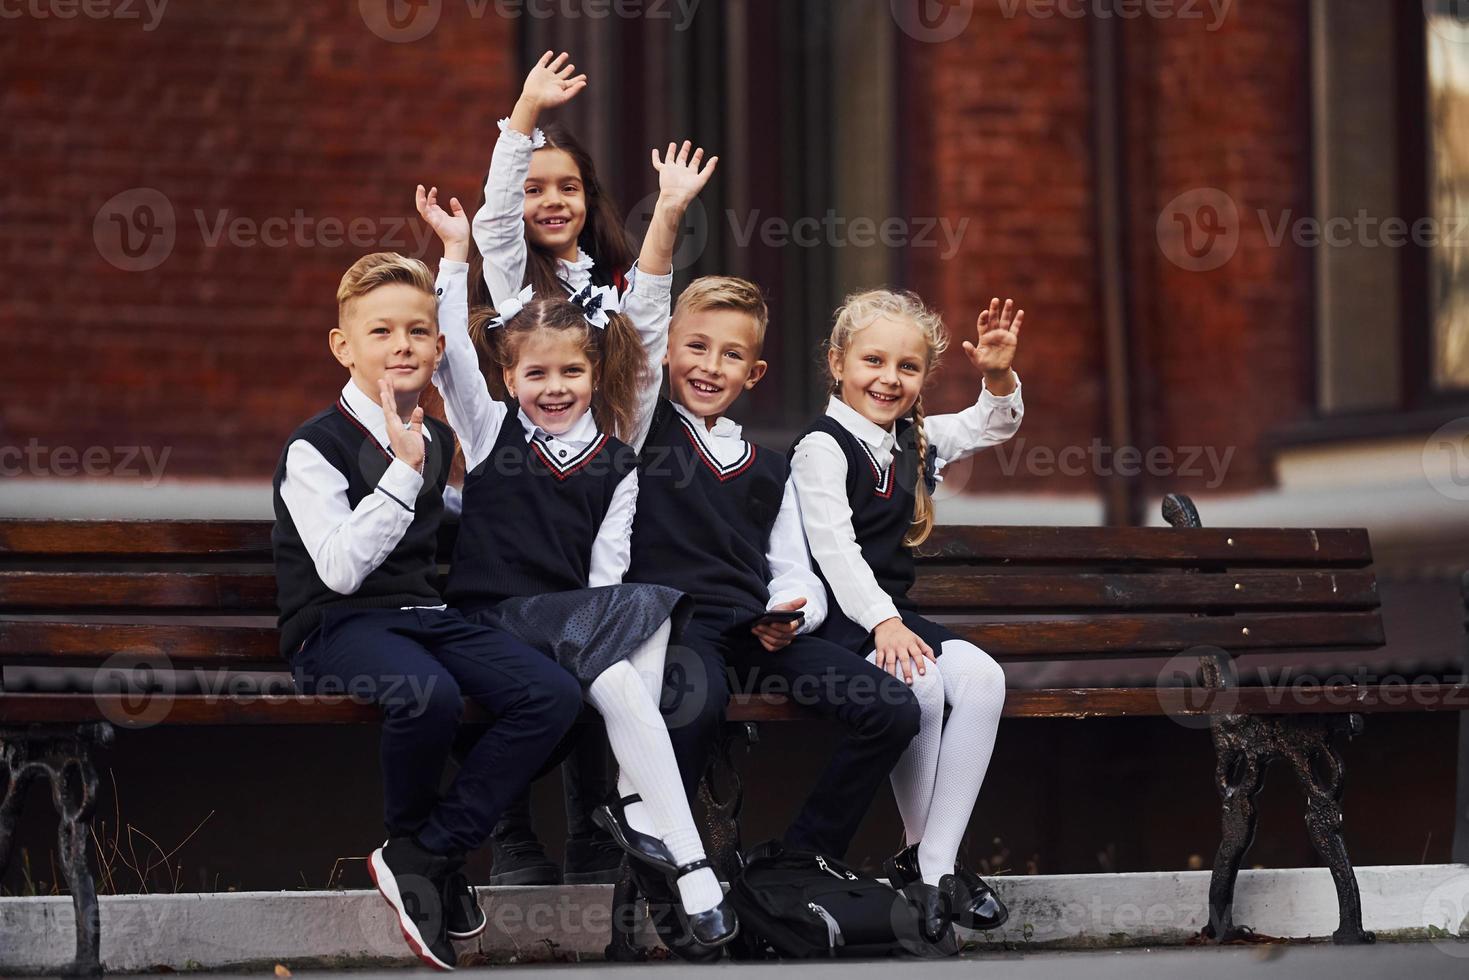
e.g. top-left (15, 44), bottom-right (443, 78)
top-left (961, 297), bottom-right (1023, 381)
top-left (651, 140), bottom-right (719, 212)
top-left (415, 184), bottom-right (469, 263)
top-left (379, 377), bottom-right (426, 474)
top-left (520, 50), bottom-right (588, 112)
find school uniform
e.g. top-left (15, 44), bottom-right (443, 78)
top-left (273, 380), bottom-right (582, 857)
top-left (625, 396), bottom-right (922, 859)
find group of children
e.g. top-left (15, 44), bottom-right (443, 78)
top-left (271, 50), bottom-right (1026, 969)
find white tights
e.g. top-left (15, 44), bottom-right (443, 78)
top-left (585, 620), bottom-right (723, 913)
top-left (867, 639), bottom-right (1006, 886)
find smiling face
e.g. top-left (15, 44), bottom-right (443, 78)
top-left (331, 282), bottom-right (443, 401)
top-left (828, 314), bottom-right (930, 428)
top-left (523, 148), bottom-right (587, 262)
top-left (503, 326), bottom-right (595, 435)
top-left (666, 308), bottom-right (768, 422)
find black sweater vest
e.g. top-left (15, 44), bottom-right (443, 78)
top-left (445, 406), bottom-right (637, 613)
top-left (792, 416), bottom-right (924, 614)
top-left (627, 398), bottom-right (786, 616)
top-left (272, 402), bottom-right (454, 657)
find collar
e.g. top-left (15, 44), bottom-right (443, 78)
top-left (340, 380), bottom-right (433, 450)
top-left (516, 404), bottom-right (600, 451)
top-left (824, 395), bottom-right (894, 458)
top-left (671, 400), bottom-right (744, 442)
top-left (558, 248), bottom-right (596, 279)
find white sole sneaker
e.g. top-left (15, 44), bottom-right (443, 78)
top-left (368, 845), bottom-right (455, 971)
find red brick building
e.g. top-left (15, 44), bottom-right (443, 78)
top-left (3, 1), bottom-right (1467, 886)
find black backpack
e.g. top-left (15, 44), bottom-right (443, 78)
top-left (726, 841), bottom-right (909, 959)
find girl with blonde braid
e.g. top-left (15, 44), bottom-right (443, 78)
top-left (788, 291), bottom-right (1026, 949)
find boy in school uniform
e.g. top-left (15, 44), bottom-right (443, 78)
top-left (272, 252), bottom-right (583, 971)
top-left (623, 277), bottom-right (922, 861)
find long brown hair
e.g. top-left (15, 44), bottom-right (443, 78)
top-left (823, 289), bottom-right (950, 547)
top-left (467, 123), bottom-right (634, 313)
top-left (469, 296), bottom-right (650, 441)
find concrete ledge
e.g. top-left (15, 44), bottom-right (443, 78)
top-left (3, 865), bottom-right (1468, 973)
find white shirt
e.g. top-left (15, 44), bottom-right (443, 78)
top-left (473, 120), bottom-right (597, 308)
top-left (430, 260), bottom-right (640, 588)
top-left (667, 405), bottom-right (828, 633)
top-left (278, 380), bottom-right (445, 604)
top-left (789, 380), bottom-right (1025, 632)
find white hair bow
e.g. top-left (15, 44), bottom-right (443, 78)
top-left (486, 283), bottom-right (537, 331)
top-left (566, 282), bottom-right (622, 330)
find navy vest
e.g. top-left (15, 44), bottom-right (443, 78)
top-left (627, 398), bottom-right (786, 616)
top-left (445, 406), bottom-right (637, 613)
top-left (272, 401), bottom-right (453, 657)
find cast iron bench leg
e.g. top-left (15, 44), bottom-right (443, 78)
top-left (1, 723), bottom-right (113, 976)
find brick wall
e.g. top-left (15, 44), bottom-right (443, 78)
top-left (1, 2), bottom-right (515, 480)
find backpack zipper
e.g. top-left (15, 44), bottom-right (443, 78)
top-left (815, 856), bottom-right (857, 880)
top-left (807, 902), bottom-right (844, 948)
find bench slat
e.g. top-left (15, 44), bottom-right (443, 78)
top-left (918, 526), bottom-right (1373, 567)
top-left (0, 520), bottom-right (275, 559)
top-left (0, 611), bottom-right (1384, 666)
top-left (912, 570), bottom-right (1379, 611)
top-left (3, 684), bottom-right (1462, 726)
top-left (0, 571), bottom-right (279, 612)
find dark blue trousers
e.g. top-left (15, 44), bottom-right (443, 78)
top-left (290, 606), bottom-right (582, 856)
top-left (661, 604), bottom-right (922, 859)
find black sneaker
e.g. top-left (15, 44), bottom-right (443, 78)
top-left (368, 837), bottom-right (457, 971)
top-left (488, 834), bottom-right (561, 886)
top-left (563, 831), bottom-right (626, 885)
top-left (442, 859), bottom-right (487, 941)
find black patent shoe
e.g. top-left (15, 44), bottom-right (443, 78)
top-left (670, 858), bottom-right (740, 948)
top-left (592, 794), bottom-right (679, 876)
top-left (904, 880), bottom-right (952, 945)
top-left (946, 865), bottom-right (1009, 931)
top-left (883, 842), bottom-right (923, 891)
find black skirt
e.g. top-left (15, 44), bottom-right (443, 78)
top-left (470, 583), bottom-right (691, 689)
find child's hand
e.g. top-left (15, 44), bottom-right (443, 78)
top-left (752, 597), bottom-right (806, 653)
top-left (651, 140), bottom-right (719, 213)
top-left (962, 297), bottom-right (1023, 390)
top-left (415, 185), bottom-right (469, 263)
top-left (378, 377), bottom-right (426, 474)
top-left (872, 617), bottom-right (935, 686)
top-left (519, 50), bottom-right (588, 112)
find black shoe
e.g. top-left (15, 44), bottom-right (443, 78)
top-left (368, 837), bottom-right (457, 971)
top-left (668, 858), bottom-right (740, 949)
top-left (947, 865), bottom-right (1009, 931)
top-left (885, 842), bottom-right (1008, 930)
top-left (564, 830), bottom-right (627, 885)
top-left (591, 795), bottom-right (679, 876)
top-left (488, 834), bottom-right (561, 886)
top-left (441, 858), bottom-right (487, 941)
top-left (904, 880), bottom-right (953, 946)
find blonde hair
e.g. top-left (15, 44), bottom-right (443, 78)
top-left (824, 289), bottom-right (950, 546)
top-left (336, 252), bottom-right (436, 321)
top-left (673, 275), bottom-right (770, 350)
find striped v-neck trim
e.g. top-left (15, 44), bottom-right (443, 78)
top-left (531, 432), bottom-right (609, 481)
top-left (856, 437), bottom-right (894, 498)
top-left (676, 412), bottom-right (756, 482)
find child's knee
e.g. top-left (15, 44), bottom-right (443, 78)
top-left (908, 664), bottom-right (946, 718)
top-left (941, 641), bottom-right (1007, 705)
top-left (393, 672), bottom-right (463, 731)
top-left (540, 667), bottom-right (585, 728)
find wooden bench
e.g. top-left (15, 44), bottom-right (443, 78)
top-left (2, 494), bottom-right (1466, 972)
